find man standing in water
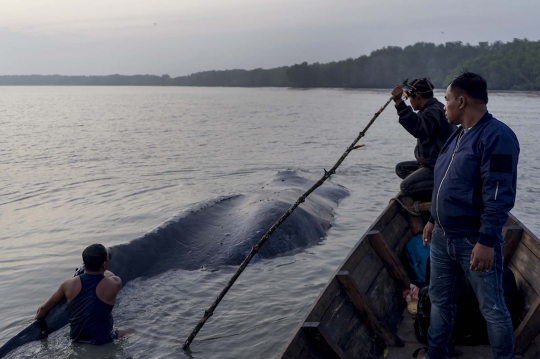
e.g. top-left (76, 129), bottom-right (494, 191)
top-left (391, 78), bottom-right (456, 198)
top-left (35, 244), bottom-right (132, 344)
top-left (422, 72), bottom-right (519, 359)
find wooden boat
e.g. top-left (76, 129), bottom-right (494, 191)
top-left (278, 196), bottom-right (540, 359)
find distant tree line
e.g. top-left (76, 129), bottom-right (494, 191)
top-left (1, 39), bottom-right (539, 90)
top-left (0, 68), bottom-right (291, 87)
top-left (286, 39), bottom-right (540, 90)
top-left (0, 74), bottom-right (175, 86)
top-left (174, 67), bottom-right (290, 87)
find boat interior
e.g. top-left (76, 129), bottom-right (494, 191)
top-left (278, 196), bottom-right (540, 359)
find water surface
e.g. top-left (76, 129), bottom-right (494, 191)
top-left (1, 87), bottom-right (539, 358)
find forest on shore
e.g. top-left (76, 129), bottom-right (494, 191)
top-left (1, 39), bottom-right (539, 90)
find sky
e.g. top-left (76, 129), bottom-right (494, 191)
top-left (1, 0), bottom-right (539, 77)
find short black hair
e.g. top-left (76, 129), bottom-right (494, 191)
top-left (82, 244), bottom-right (108, 271)
top-left (449, 71), bottom-right (488, 104)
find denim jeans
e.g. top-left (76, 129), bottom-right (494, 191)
top-left (395, 161), bottom-right (434, 198)
top-left (427, 225), bottom-right (515, 359)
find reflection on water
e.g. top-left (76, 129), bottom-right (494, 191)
top-left (1, 87), bottom-right (538, 358)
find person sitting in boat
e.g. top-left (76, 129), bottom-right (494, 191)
top-left (391, 78), bottom-right (456, 199)
top-left (422, 72), bottom-right (519, 359)
top-left (35, 244), bottom-right (133, 345)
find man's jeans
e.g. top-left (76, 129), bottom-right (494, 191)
top-left (427, 225), bottom-right (515, 359)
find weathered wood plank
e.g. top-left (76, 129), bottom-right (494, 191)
top-left (400, 197), bottom-right (425, 235)
top-left (316, 244), bottom-right (388, 339)
top-left (340, 235), bottom-right (372, 274)
top-left (381, 213), bottom-right (410, 250)
top-left (515, 296), bottom-right (540, 355)
top-left (530, 334), bottom-right (540, 359)
top-left (336, 271), bottom-right (403, 347)
top-left (296, 342), bottom-right (324, 359)
top-left (374, 200), bottom-right (401, 233)
top-left (506, 214), bottom-right (517, 227)
top-left (306, 278), bottom-right (341, 323)
top-left (508, 263), bottom-right (538, 323)
top-left (278, 328), bottom-right (309, 359)
top-left (408, 216), bottom-right (424, 236)
top-left (338, 312), bottom-right (377, 357)
top-left (507, 214), bottom-right (540, 256)
top-left (503, 225), bottom-right (523, 266)
top-left (523, 342), bottom-right (540, 359)
top-left (365, 267), bottom-right (405, 334)
top-left (318, 286), bottom-right (349, 328)
top-left (321, 290), bottom-right (373, 358)
top-left (534, 333), bottom-right (540, 353)
top-left (350, 246), bottom-right (384, 294)
top-left (527, 334), bottom-right (540, 358)
top-left (319, 271), bottom-right (401, 358)
top-left (368, 231), bottom-right (411, 290)
top-left (521, 231), bottom-right (540, 261)
top-left (302, 322), bottom-right (346, 359)
top-left (510, 243), bottom-right (540, 295)
top-left (347, 221), bottom-right (411, 305)
top-left (395, 228), bottom-right (414, 258)
top-left (364, 229), bottom-right (412, 335)
top-left (320, 293), bottom-right (359, 345)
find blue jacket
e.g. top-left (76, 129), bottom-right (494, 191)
top-left (429, 112), bottom-right (520, 247)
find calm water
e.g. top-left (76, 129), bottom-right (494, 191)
top-left (1, 87), bottom-right (539, 359)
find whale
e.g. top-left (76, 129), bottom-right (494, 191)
top-left (0, 170), bottom-right (348, 357)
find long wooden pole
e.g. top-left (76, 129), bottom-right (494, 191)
top-left (182, 96), bottom-right (394, 350)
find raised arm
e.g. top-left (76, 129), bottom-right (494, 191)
top-left (395, 101), bottom-right (441, 138)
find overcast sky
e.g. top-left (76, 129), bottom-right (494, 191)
top-left (1, 0), bottom-right (539, 76)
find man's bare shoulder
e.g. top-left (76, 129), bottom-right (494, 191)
top-left (63, 276), bottom-right (82, 302)
top-left (96, 273), bottom-right (122, 305)
top-left (102, 274), bottom-right (122, 291)
top-left (62, 276), bottom-right (80, 288)
top-left (68, 275), bottom-right (81, 282)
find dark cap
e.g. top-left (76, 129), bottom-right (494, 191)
top-left (407, 78), bottom-right (434, 94)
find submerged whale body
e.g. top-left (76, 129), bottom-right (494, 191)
top-left (111, 170), bottom-right (349, 280)
top-left (0, 170), bottom-right (348, 357)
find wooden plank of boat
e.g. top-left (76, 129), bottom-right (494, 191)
top-left (277, 195), bottom-right (540, 359)
top-left (367, 231), bottom-right (410, 290)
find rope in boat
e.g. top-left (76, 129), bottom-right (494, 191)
top-left (390, 197), bottom-right (423, 217)
top-left (182, 94), bottom-right (397, 350)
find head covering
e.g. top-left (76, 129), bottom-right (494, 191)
top-left (405, 78), bottom-right (434, 96)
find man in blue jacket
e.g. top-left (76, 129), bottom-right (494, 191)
top-left (391, 78), bottom-right (456, 198)
top-left (421, 72), bottom-right (519, 359)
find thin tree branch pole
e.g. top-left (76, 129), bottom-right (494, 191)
top-left (182, 96), bottom-right (394, 350)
